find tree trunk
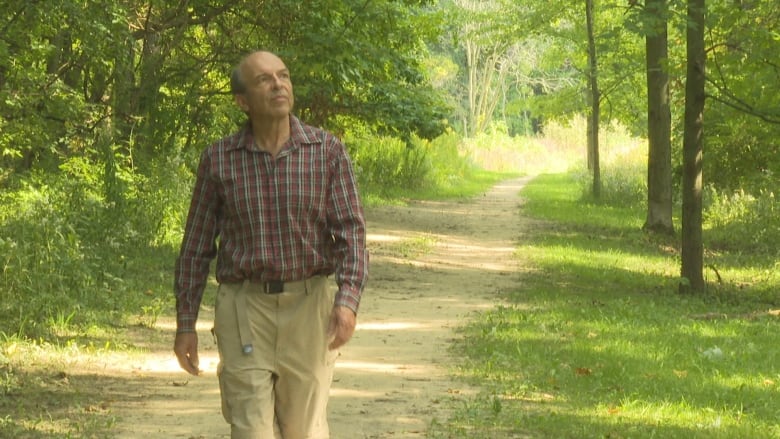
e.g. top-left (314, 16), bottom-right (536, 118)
top-left (465, 39), bottom-right (478, 137)
top-left (644, 0), bottom-right (674, 235)
top-left (680, 0), bottom-right (706, 293)
top-left (586, 0), bottom-right (601, 198)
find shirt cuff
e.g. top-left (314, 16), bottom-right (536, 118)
top-left (176, 313), bottom-right (198, 334)
top-left (334, 287), bottom-right (361, 314)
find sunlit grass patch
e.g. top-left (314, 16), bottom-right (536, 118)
top-left (431, 173), bottom-right (780, 438)
top-left (370, 233), bottom-right (439, 259)
top-left (440, 291), bottom-right (780, 438)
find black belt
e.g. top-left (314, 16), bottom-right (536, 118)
top-left (262, 280), bottom-right (285, 294)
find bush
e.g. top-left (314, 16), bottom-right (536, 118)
top-left (0, 174), bottom-right (104, 338)
top-left (0, 151), bottom-right (189, 340)
top-left (345, 134), bottom-right (423, 192)
top-left (413, 130), bottom-right (471, 189)
top-left (568, 120), bottom-right (648, 207)
top-left (573, 160), bottom-right (647, 207)
top-left (704, 187), bottom-right (779, 256)
top-left (344, 129), bottom-right (478, 197)
top-left (566, 126), bottom-right (780, 260)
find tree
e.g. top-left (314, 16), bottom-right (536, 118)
top-left (449, 0), bottom-right (514, 137)
top-left (585, 0), bottom-right (601, 198)
top-left (701, 0), bottom-right (780, 194)
top-left (643, 0), bottom-right (674, 234)
top-left (680, 0), bottom-right (706, 293)
top-left (0, 0), bottom-right (448, 184)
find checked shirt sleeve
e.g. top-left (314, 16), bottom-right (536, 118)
top-left (327, 136), bottom-right (369, 313)
top-left (174, 147), bottom-right (220, 333)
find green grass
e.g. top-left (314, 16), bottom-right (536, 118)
top-left (363, 169), bottom-right (520, 207)
top-left (429, 173), bottom-right (780, 439)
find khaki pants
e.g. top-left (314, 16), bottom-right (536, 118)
top-left (214, 276), bottom-right (337, 439)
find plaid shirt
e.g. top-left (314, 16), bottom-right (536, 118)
top-left (174, 116), bottom-right (368, 333)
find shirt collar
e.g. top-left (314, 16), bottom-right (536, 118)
top-left (227, 115), bottom-right (316, 152)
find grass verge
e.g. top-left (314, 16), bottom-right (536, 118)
top-left (429, 173), bottom-right (780, 439)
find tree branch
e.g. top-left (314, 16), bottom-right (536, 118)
top-left (705, 88), bottom-right (780, 125)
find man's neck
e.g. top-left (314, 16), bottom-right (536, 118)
top-left (251, 115), bottom-right (291, 158)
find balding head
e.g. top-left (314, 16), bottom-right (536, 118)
top-left (231, 50), bottom-right (294, 121)
top-left (231, 51), bottom-right (286, 95)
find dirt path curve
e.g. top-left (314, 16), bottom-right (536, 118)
top-left (105, 176), bottom-right (530, 438)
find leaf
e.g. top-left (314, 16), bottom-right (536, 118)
top-left (575, 367), bottom-right (592, 376)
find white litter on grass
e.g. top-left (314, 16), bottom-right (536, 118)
top-left (701, 346), bottom-right (724, 360)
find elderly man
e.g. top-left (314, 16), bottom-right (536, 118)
top-left (173, 50), bottom-right (368, 438)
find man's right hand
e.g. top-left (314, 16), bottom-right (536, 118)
top-left (173, 332), bottom-right (201, 376)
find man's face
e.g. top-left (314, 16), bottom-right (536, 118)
top-left (235, 52), bottom-right (294, 120)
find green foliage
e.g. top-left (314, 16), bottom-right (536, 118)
top-left (684, 0), bottom-right (779, 197)
top-left (345, 129), bottom-right (470, 197)
top-left (704, 113), bottom-right (780, 196)
top-left (704, 187), bottom-right (779, 257)
top-left (700, 0), bottom-right (780, 197)
top-left (570, 118), bottom-right (648, 207)
top-left (565, 123), bottom-right (780, 263)
top-left (574, 161), bottom-right (647, 207)
top-left (414, 130), bottom-right (472, 189)
top-left (346, 134), bottom-right (419, 191)
top-left (1, 0), bottom-right (448, 182)
top-left (0, 176), bottom-right (100, 338)
top-left (0, 145), bottom-right (186, 341)
top-left (526, 116), bottom-right (648, 207)
top-left (262, 0), bottom-right (449, 138)
top-left (431, 173), bottom-right (780, 438)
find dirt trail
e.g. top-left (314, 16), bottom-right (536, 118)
top-left (99, 176), bottom-right (530, 438)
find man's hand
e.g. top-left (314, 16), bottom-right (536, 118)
top-left (327, 305), bottom-right (356, 350)
top-left (173, 332), bottom-right (201, 376)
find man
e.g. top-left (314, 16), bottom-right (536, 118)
top-left (173, 50), bottom-right (368, 438)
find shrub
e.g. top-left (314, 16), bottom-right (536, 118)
top-left (0, 175), bottom-right (101, 338)
top-left (569, 120), bottom-right (648, 207)
top-left (344, 129), bottom-right (477, 196)
top-left (412, 130), bottom-right (471, 189)
top-left (0, 151), bottom-right (189, 340)
top-left (345, 134), bottom-right (420, 192)
top-left (704, 187), bottom-right (779, 255)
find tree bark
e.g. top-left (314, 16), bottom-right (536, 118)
top-left (586, 0), bottom-right (601, 198)
top-left (643, 0), bottom-right (674, 234)
top-left (680, 0), bottom-right (706, 293)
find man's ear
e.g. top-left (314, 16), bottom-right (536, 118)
top-left (234, 94), bottom-right (249, 112)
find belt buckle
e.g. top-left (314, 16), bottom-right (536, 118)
top-left (265, 280), bottom-right (284, 294)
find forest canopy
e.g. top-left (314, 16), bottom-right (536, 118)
top-left (1, 0), bottom-right (778, 193)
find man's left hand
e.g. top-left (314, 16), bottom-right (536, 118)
top-left (327, 305), bottom-right (356, 350)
